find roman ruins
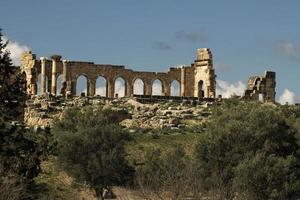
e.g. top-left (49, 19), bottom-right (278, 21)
top-left (20, 48), bottom-right (276, 102)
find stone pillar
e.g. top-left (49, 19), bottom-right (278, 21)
top-left (50, 55), bottom-right (61, 96)
top-left (32, 82), bottom-right (37, 95)
top-left (126, 80), bottom-right (132, 97)
top-left (62, 60), bottom-right (68, 82)
top-left (180, 67), bottom-right (185, 96)
top-left (89, 79), bottom-right (96, 96)
top-left (107, 78), bottom-right (114, 98)
top-left (164, 82), bottom-right (171, 96)
top-left (86, 79), bottom-right (90, 96)
top-left (40, 57), bottom-right (47, 95)
top-left (145, 81), bottom-right (152, 95)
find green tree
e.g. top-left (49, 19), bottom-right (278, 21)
top-left (136, 146), bottom-right (203, 199)
top-left (0, 29), bottom-right (48, 199)
top-left (52, 106), bottom-right (134, 200)
top-left (0, 29), bottom-right (27, 121)
top-left (195, 100), bottom-right (300, 199)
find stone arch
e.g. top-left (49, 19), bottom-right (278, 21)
top-left (170, 80), bottom-right (180, 96)
top-left (152, 79), bottom-right (163, 96)
top-left (133, 78), bottom-right (145, 95)
top-left (56, 74), bottom-right (64, 95)
top-left (114, 76), bottom-right (126, 98)
top-left (198, 80), bottom-right (204, 98)
top-left (37, 73), bottom-right (49, 95)
top-left (95, 76), bottom-right (107, 97)
top-left (76, 75), bottom-right (88, 96)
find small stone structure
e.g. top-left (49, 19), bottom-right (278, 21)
top-left (21, 48), bottom-right (216, 98)
top-left (244, 71), bottom-right (276, 102)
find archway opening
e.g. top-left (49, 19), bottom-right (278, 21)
top-left (152, 79), bottom-right (163, 96)
top-left (114, 77), bottom-right (126, 98)
top-left (56, 74), bottom-right (64, 95)
top-left (171, 80), bottom-right (180, 96)
top-left (76, 75), bottom-right (88, 96)
top-left (198, 80), bottom-right (204, 98)
top-left (133, 78), bottom-right (144, 95)
top-left (37, 74), bottom-right (49, 95)
top-left (95, 76), bottom-right (107, 97)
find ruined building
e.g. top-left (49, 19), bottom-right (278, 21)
top-left (244, 71), bottom-right (276, 102)
top-left (20, 48), bottom-right (276, 102)
top-left (21, 48), bottom-right (216, 98)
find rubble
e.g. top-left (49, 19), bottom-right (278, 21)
top-left (24, 96), bottom-right (212, 130)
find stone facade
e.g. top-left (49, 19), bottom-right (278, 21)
top-left (244, 71), bottom-right (276, 102)
top-left (21, 49), bottom-right (216, 98)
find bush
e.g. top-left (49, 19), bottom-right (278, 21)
top-left (195, 100), bottom-right (300, 199)
top-left (52, 106), bottom-right (135, 199)
top-left (136, 146), bottom-right (203, 199)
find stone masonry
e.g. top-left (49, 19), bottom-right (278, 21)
top-left (244, 71), bottom-right (276, 102)
top-left (21, 48), bottom-right (216, 98)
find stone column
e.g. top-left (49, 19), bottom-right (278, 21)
top-left (145, 81), bottom-right (152, 95)
top-left (126, 80), bottom-right (132, 97)
top-left (40, 57), bottom-right (47, 95)
top-left (89, 79), bottom-right (96, 96)
top-left (62, 60), bottom-right (68, 82)
top-left (164, 82), bottom-right (171, 96)
top-left (107, 78), bottom-right (114, 98)
top-left (180, 67), bottom-right (185, 96)
top-left (31, 82), bottom-right (37, 95)
top-left (50, 55), bottom-right (61, 96)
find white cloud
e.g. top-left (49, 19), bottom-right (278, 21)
top-left (3, 36), bottom-right (30, 66)
top-left (171, 80), bottom-right (180, 96)
top-left (95, 77), bottom-right (107, 96)
top-left (133, 79), bottom-right (144, 95)
top-left (114, 78), bottom-right (125, 97)
top-left (216, 79), bottom-right (246, 98)
top-left (95, 86), bottom-right (106, 97)
top-left (152, 80), bottom-right (162, 95)
top-left (276, 40), bottom-right (299, 60)
top-left (278, 89), bottom-right (300, 105)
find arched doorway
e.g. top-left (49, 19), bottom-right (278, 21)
top-left (133, 78), bottom-right (144, 95)
top-left (198, 80), bottom-right (204, 98)
top-left (76, 75), bottom-right (88, 96)
top-left (114, 77), bottom-right (126, 98)
top-left (95, 76), bottom-right (107, 97)
top-left (170, 80), bottom-right (180, 96)
top-left (152, 79), bottom-right (163, 95)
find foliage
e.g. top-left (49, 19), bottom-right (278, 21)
top-left (195, 100), bottom-right (300, 199)
top-left (0, 118), bottom-right (51, 199)
top-left (52, 106), bottom-right (135, 199)
top-left (0, 29), bottom-right (49, 199)
top-left (0, 29), bottom-right (27, 121)
top-left (33, 156), bottom-right (96, 200)
top-left (136, 145), bottom-right (203, 199)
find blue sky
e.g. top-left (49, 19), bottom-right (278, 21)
top-left (1, 0), bottom-right (300, 103)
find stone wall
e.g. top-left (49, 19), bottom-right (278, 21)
top-left (21, 49), bottom-right (216, 99)
top-left (244, 71), bottom-right (276, 102)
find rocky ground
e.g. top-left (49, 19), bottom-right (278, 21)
top-left (24, 96), bottom-right (215, 130)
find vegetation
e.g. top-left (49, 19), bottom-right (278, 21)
top-left (195, 100), bottom-right (300, 199)
top-left (0, 29), bottom-right (27, 121)
top-left (0, 28), bottom-right (49, 199)
top-left (52, 106), bottom-right (135, 199)
top-left (1, 28), bottom-right (300, 199)
top-left (135, 145), bottom-right (203, 199)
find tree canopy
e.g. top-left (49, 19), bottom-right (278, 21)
top-left (195, 100), bottom-right (300, 199)
top-left (52, 106), bottom-right (134, 199)
top-left (0, 29), bottom-right (27, 121)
